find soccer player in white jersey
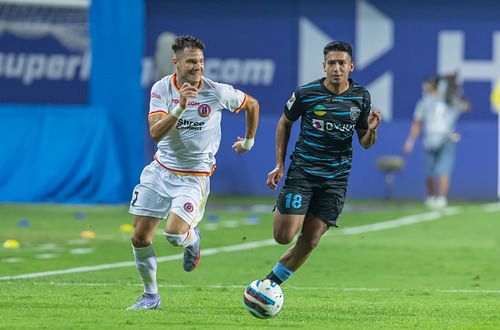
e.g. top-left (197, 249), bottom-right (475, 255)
top-left (127, 35), bottom-right (260, 310)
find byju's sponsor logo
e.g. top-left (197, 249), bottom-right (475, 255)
top-left (312, 118), bottom-right (355, 132)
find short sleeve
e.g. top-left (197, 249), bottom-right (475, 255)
top-left (355, 91), bottom-right (371, 129)
top-left (414, 99), bottom-right (425, 120)
top-left (216, 83), bottom-right (247, 113)
top-left (149, 81), bottom-right (168, 116)
top-left (283, 89), bottom-right (304, 121)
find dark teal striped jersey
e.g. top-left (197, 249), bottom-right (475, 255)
top-left (284, 78), bottom-right (371, 180)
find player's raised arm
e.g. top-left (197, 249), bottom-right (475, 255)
top-left (357, 109), bottom-right (381, 149)
top-left (149, 82), bottom-right (198, 142)
top-left (232, 94), bottom-right (260, 153)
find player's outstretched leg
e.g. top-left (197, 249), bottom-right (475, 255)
top-left (127, 293), bottom-right (161, 310)
top-left (128, 216), bottom-right (161, 310)
top-left (265, 213), bottom-right (328, 285)
top-left (183, 227), bottom-right (201, 272)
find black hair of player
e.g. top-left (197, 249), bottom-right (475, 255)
top-left (172, 35), bottom-right (205, 53)
top-left (323, 41), bottom-right (353, 59)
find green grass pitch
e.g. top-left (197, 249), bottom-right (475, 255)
top-left (1, 197), bottom-right (499, 329)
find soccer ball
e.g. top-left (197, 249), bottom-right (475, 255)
top-left (243, 279), bottom-right (284, 319)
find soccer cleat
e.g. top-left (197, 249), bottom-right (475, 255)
top-left (183, 227), bottom-right (201, 272)
top-left (434, 196), bottom-right (447, 209)
top-left (127, 293), bottom-right (161, 310)
top-left (425, 196), bottom-right (436, 209)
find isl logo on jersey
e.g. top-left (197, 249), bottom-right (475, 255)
top-left (350, 107), bottom-right (361, 121)
top-left (198, 104), bottom-right (211, 117)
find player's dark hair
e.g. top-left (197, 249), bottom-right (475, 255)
top-left (426, 75), bottom-right (439, 90)
top-left (172, 35), bottom-right (205, 53)
top-left (323, 41), bottom-right (353, 59)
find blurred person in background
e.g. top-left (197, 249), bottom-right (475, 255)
top-left (403, 74), bottom-right (470, 209)
top-left (127, 35), bottom-right (260, 310)
top-left (259, 41), bottom-right (381, 288)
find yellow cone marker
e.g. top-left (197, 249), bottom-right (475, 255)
top-left (491, 80), bottom-right (500, 113)
top-left (119, 224), bottom-right (134, 233)
top-left (80, 230), bottom-right (96, 239)
top-left (3, 239), bottom-right (20, 249)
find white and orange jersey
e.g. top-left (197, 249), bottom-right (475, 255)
top-left (149, 73), bottom-right (247, 176)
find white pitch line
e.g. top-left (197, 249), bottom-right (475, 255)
top-left (481, 202), bottom-right (500, 213)
top-left (7, 281), bottom-right (500, 294)
top-left (0, 240), bottom-right (277, 281)
top-left (337, 207), bottom-right (460, 235)
top-left (0, 209), bottom-right (458, 281)
top-left (439, 289), bottom-right (500, 294)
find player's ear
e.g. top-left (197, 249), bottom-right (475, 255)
top-left (172, 55), bottom-right (178, 66)
top-left (350, 62), bottom-right (354, 72)
top-left (323, 61), bottom-right (326, 72)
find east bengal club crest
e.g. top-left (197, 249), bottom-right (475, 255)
top-left (197, 104), bottom-right (211, 117)
top-left (183, 202), bottom-right (194, 213)
top-left (350, 106), bottom-right (361, 121)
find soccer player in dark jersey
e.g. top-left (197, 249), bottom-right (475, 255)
top-left (263, 41), bottom-right (382, 285)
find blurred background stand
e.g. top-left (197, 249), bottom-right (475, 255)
top-left (376, 155), bottom-right (405, 200)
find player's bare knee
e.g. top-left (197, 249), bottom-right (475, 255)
top-left (131, 235), bottom-right (151, 248)
top-left (274, 231), bottom-right (294, 245)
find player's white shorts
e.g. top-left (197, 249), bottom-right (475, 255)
top-left (129, 161), bottom-right (210, 227)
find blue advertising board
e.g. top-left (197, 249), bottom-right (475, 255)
top-left (0, 4), bottom-right (89, 104)
top-left (143, 0), bottom-right (500, 121)
top-left (2, 0), bottom-right (499, 120)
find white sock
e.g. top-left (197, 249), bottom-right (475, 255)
top-left (132, 244), bottom-right (158, 295)
top-left (164, 227), bottom-right (198, 248)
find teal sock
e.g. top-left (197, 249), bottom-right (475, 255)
top-left (267, 263), bottom-right (293, 284)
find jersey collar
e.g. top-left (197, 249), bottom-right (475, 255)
top-left (321, 78), bottom-right (353, 96)
top-left (172, 73), bottom-right (203, 91)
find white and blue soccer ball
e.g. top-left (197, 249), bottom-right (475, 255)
top-left (243, 279), bottom-right (284, 319)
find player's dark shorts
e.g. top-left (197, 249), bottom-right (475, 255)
top-left (276, 164), bottom-right (348, 227)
